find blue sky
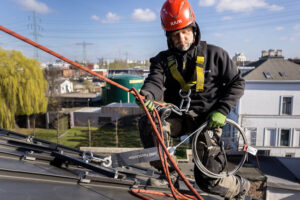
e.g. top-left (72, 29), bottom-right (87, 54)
top-left (0, 0), bottom-right (299, 63)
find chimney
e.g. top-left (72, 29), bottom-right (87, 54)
top-left (276, 49), bottom-right (282, 57)
top-left (261, 50), bottom-right (268, 57)
top-left (269, 49), bottom-right (275, 57)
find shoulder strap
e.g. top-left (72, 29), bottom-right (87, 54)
top-left (167, 55), bottom-right (195, 92)
top-left (167, 42), bottom-right (207, 93)
top-left (194, 41), bottom-right (207, 92)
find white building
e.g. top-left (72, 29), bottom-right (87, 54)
top-left (233, 52), bottom-right (247, 63)
top-left (53, 79), bottom-right (73, 95)
top-left (47, 60), bottom-right (70, 69)
top-left (238, 58), bottom-right (300, 157)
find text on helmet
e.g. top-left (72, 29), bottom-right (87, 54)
top-left (170, 19), bottom-right (182, 26)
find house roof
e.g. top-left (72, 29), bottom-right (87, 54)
top-left (54, 78), bottom-right (71, 84)
top-left (249, 156), bottom-right (300, 191)
top-left (58, 93), bottom-right (100, 98)
top-left (243, 59), bottom-right (300, 81)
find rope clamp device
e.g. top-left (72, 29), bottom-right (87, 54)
top-left (179, 89), bottom-right (191, 112)
top-left (82, 150), bottom-right (112, 167)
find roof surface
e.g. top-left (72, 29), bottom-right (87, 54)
top-left (0, 128), bottom-right (224, 200)
top-left (249, 156), bottom-right (300, 191)
top-left (244, 59), bottom-right (300, 81)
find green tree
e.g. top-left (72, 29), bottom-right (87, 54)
top-left (108, 59), bottom-right (128, 69)
top-left (0, 47), bottom-right (48, 128)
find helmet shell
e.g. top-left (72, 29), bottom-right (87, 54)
top-left (160, 0), bottom-right (195, 32)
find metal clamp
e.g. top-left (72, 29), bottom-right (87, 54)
top-left (82, 150), bottom-right (112, 167)
top-left (101, 156), bottom-right (112, 167)
top-left (179, 89), bottom-right (191, 112)
top-left (82, 150), bottom-right (93, 163)
top-left (26, 136), bottom-right (34, 143)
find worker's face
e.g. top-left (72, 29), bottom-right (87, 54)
top-left (170, 27), bottom-right (194, 51)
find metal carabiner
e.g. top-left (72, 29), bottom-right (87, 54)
top-left (82, 150), bottom-right (93, 163)
top-left (82, 150), bottom-right (112, 167)
top-left (102, 156), bottom-right (112, 168)
top-left (179, 89), bottom-right (191, 98)
top-left (179, 89), bottom-right (191, 112)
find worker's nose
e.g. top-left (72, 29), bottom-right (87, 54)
top-left (178, 33), bottom-right (185, 42)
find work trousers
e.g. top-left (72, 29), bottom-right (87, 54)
top-left (138, 111), bottom-right (243, 199)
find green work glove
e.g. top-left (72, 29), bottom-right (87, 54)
top-left (207, 111), bottom-right (226, 128)
top-left (135, 90), bottom-right (155, 112)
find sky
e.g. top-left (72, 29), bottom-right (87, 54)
top-left (0, 0), bottom-right (300, 63)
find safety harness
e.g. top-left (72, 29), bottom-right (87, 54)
top-left (167, 42), bottom-right (207, 112)
top-left (167, 54), bottom-right (205, 93)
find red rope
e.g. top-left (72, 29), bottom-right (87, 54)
top-left (131, 88), bottom-right (204, 200)
top-left (0, 25), bottom-right (203, 200)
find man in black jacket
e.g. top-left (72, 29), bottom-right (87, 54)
top-left (137, 0), bottom-right (250, 199)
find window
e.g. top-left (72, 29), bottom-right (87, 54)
top-left (264, 128), bottom-right (276, 146)
top-left (263, 72), bottom-right (272, 79)
top-left (245, 128), bottom-right (257, 146)
top-left (285, 153), bottom-right (295, 158)
top-left (279, 72), bottom-right (287, 77)
top-left (281, 97), bottom-right (292, 115)
top-left (257, 150), bottom-right (270, 156)
top-left (280, 129), bottom-right (291, 146)
top-left (294, 129), bottom-right (300, 147)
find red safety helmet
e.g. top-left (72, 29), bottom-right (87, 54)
top-left (160, 0), bottom-right (195, 32)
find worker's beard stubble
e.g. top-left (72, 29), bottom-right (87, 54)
top-left (174, 41), bottom-right (193, 51)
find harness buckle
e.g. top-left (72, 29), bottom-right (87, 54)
top-left (179, 89), bottom-right (191, 112)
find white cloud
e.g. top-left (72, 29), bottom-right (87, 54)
top-left (275, 26), bottom-right (284, 31)
top-left (131, 9), bottom-right (156, 22)
top-left (101, 12), bottom-right (120, 23)
top-left (199, 0), bottom-right (283, 13)
top-left (17, 0), bottom-right (50, 14)
top-left (91, 15), bottom-right (100, 21)
top-left (216, 0), bottom-right (267, 12)
top-left (268, 4), bottom-right (284, 11)
top-left (293, 24), bottom-right (300, 30)
top-left (199, 0), bottom-right (217, 7)
top-left (221, 16), bottom-right (232, 21)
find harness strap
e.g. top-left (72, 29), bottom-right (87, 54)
top-left (195, 56), bottom-right (205, 92)
top-left (167, 54), bottom-right (205, 93)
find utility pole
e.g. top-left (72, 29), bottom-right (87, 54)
top-left (125, 52), bottom-right (128, 61)
top-left (28, 11), bottom-right (42, 59)
top-left (115, 118), bottom-right (118, 147)
top-left (88, 119), bottom-right (91, 147)
top-left (76, 41), bottom-right (93, 65)
top-left (56, 111), bottom-right (59, 144)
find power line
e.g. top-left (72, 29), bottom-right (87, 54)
top-left (28, 11), bottom-right (43, 59)
top-left (75, 41), bottom-right (93, 64)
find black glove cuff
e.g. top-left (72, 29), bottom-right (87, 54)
top-left (140, 90), bottom-right (154, 101)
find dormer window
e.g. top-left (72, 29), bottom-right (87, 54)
top-left (263, 72), bottom-right (272, 79)
top-left (279, 72), bottom-right (287, 77)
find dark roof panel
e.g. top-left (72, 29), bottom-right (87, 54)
top-left (0, 128), bottom-right (223, 200)
top-left (244, 59), bottom-right (300, 80)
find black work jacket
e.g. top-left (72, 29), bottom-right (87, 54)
top-left (141, 41), bottom-right (245, 117)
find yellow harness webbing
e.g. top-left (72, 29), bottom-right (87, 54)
top-left (167, 55), bottom-right (205, 93)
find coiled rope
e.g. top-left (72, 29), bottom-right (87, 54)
top-left (192, 119), bottom-right (248, 179)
